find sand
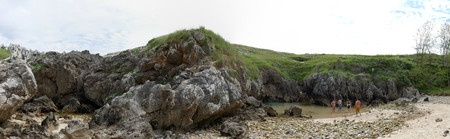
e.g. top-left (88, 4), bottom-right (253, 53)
top-left (383, 103), bottom-right (450, 139)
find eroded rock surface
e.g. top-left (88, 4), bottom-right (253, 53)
top-left (0, 62), bottom-right (37, 123)
top-left (90, 66), bottom-right (244, 136)
top-left (303, 72), bottom-right (420, 106)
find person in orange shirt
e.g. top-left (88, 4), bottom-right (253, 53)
top-left (355, 98), bottom-right (361, 116)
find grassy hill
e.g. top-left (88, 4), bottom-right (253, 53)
top-left (143, 27), bottom-right (449, 94)
top-left (0, 48), bottom-right (10, 60)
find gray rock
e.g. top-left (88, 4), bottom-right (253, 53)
top-left (41, 112), bottom-right (59, 132)
top-left (0, 62), bottom-right (37, 123)
top-left (302, 72), bottom-right (410, 106)
top-left (18, 96), bottom-right (58, 113)
top-left (263, 105), bottom-right (278, 117)
top-left (252, 69), bottom-right (303, 102)
top-left (62, 97), bottom-right (81, 113)
top-left (219, 121), bottom-right (247, 138)
top-left (436, 118), bottom-right (443, 122)
top-left (60, 119), bottom-right (92, 139)
top-left (245, 96), bottom-right (261, 107)
top-left (90, 66), bottom-right (244, 134)
top-left (284, 105), bottom-right (302, 117)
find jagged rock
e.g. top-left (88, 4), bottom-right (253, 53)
top-left (89, 95), bottom-right (155, 138)
top-left (90, 66), bottom-right (244, 135)
top-left (245, 96), bottom-right (261, 107)
top-left (399, 87), bottom-right (421, 99)
top-left (386, 79), bottom-right (398, 101)
top-left (60, 119), bottom-right (92, 139)
top-left (263, 105), bottom-right (278, 117)
top-left (219, 120), bottom-right (247, 138)
top-left (62, 97), bottom-right (81, 113)
top-left (18, 96), bottom-right (58, 114)
top-left (0, 62), bottom-right (37, 123)
top-left (41, 112), bottom-right (59, 132)
top-left (251, 69), bottom-right (303, 102)
top-left (1, 44), bottom-right (41, 63)
top-left (302, 72), bottom-right (407, 106)
top-left (284, 105), bottom-right (302, 117)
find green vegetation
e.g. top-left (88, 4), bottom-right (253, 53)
top-left (32, 63), bottom-right (44, 73)
top-left (0, 48), bottom-right (10, 60)
top-left (144, 27), bottom-right (449, 94)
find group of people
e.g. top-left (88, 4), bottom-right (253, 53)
top-left (331, 98), bottom-right (361, 116)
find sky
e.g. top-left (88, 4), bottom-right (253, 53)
top-left (0, 0), bottom-right (449, 55)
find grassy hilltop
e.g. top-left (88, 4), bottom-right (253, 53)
top-left (0, 48), bottom-right (10, 60)
top-left (142, 27), bottom-right (449, 94)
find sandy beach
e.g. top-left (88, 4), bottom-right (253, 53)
top-left (186, 96), bottom-right (450, 138)
top-left (384, 99), bottom-right (450, 139)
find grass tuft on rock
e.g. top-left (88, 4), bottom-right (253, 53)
top-left (0, 48), bottom-right (10, 60)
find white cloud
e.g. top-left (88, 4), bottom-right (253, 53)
top-left (0, 0), bottom-right (449, 55)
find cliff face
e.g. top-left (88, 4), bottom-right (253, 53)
top-left (302, 72), bottom-right (421, 106)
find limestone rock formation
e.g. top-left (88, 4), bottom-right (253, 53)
top-left (90, 66), bottom-right (244, 135)
top-left (0, 62), bottom-right (37, 123)
top-left (246, 69), bottom-right (305, 102)
top-left (302, 72), bottom-right (416, 106)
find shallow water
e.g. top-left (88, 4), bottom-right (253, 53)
top-left (264, 102), bottom-right (368, 119)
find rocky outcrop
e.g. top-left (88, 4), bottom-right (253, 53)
top-left (1, 44), bottom-right (41, 63)
top-left (302, 72), bottom-right (412, 106)
top-left (89, 66), bottom-right (244, 136)
top-left (0, 62), bottom-right (37, 123)
top-left (399, 87), bottom-right (421, 99)
top-left (245, 69), bottom-right (305, 102)
top-left (30, 51), bottom-right (103, 110)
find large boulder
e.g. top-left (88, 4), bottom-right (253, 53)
top-left (284, 105), bottom-right (302, 117)
top-left (0, 62), bottom-right (37, 123)
top-left (219, 120), bottom-right (248, 138)
top-left (399, 87), bottom-right (421, 99)
top-left (90, 66), bottom-right (244, 135)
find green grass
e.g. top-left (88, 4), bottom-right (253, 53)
top-left (143, 27), bottom-right (449, 94)
top-left (0, 48), bottom-right (11, 59)
top-left (423, 87), bottom-right (450, 95)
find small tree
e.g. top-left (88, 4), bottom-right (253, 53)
top-left (438, 22), bottom-right (450, 87)
top-left (414, 21), bottom-right (435, 68)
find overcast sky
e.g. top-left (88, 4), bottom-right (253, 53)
top-left (0, 0), bottom-right (449, 55)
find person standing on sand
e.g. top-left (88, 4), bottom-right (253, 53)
top-left (355, 99), bottom-right (361, 116)
top-left (338, 99), bottom-right (342, 113)
top-left (331, 99), bottom-right (336, 113)
top-left (346, 99), bottom-right (351, 112)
